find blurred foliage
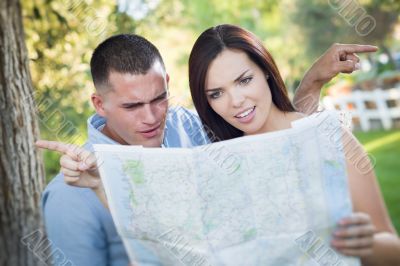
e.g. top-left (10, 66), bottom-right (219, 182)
top-left (22, 0), bottom-right (399, 181)
top-left (291, 0), bottom-right (400, 76)
top-left (23, 0), bottom-right (109, 179)
top-left (291, 0), bottom-right (399, 53)
top-left (23, 0), bottom-right (150, 180)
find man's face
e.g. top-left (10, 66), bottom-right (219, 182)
top-left (93, 61), bottom-right (169, 147)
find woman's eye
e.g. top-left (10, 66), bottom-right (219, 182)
top-left (240, 77), bottom-right (252, 85)
top-left (209, 91), bottom-right (223, 99)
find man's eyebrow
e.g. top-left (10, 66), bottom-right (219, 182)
top-left (121, 91), bottom-right (168, 107)
top-left (205, 69), bottom-right (251, 92)
top-left (150, 91), bottom-right (168, 103)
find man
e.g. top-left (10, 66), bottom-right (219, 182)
top-left (37, 34), bottom-right (377, 265)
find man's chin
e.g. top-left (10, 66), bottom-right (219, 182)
top-left (146, 139), bottom-right (163, 148)
top-left (137, 135), bottom-right (164, 148)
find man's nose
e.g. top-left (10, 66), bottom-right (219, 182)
top-left (142, 103), bottom-right (158, 124)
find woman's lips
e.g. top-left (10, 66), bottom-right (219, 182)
top-left (234, 106), bottom-right (256, 124)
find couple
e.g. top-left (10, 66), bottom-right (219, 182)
top-left (37, 24), bottom-right (399, 265)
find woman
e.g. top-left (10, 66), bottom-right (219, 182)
top-left (188, 24), bottom-right (399, 265)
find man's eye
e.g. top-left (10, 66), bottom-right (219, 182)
top-left (124, 104), bottom-right (141, 110)
top-left (209, 91), bottom-right (223, 99)
top-left (240, 77), bottom-right (252, 85)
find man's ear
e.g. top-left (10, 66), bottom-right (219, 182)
top-left (166, 73), bottom-right (170, 83)
top-left (91, 93), bottom-right (106, 117)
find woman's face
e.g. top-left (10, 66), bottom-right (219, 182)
top-left (205, 49), bottom-right (273, 135)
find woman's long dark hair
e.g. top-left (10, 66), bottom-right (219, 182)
top-left (189, 24), bottom-right (295, 142)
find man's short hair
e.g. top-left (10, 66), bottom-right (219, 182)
top-left (90, 34), bottom-right (165, 91)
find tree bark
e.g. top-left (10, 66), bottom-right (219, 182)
top-left (0, 0), bottom-right (46, 265)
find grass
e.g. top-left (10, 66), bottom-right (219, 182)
top-left (354, 130), bottom-right (400, 234)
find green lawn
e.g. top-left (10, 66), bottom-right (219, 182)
top-left (354, 130), bottom-right (400, 234)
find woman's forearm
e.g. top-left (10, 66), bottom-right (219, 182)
top-left (362, 232), bottom-right (400, 266)
top-left (293, 74), bottom-right (323, 115)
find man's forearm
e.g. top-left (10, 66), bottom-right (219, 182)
top-left (293, 72), bottom-right (323, 115)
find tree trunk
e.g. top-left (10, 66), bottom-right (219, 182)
top-left (0, 0), bottom-right (46, 265)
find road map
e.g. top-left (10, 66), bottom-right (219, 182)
top-left (94, 110), bottom-right (360, 266)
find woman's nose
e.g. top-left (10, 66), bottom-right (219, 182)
top-left (230, 89), bottom-right (245, 108)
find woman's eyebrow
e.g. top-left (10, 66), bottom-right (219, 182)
top-left (205, 69), bottom-right (251, 92)
top-left (205, 88), bottom-right (220, 92)
top-left (234, 69), bottom-right (250, 83)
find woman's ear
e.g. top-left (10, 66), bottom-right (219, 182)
top-left (91, 93), bottom-right (106, 117)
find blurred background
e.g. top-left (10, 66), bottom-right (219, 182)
top-left (24, 0), bottom-right (399, 231)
